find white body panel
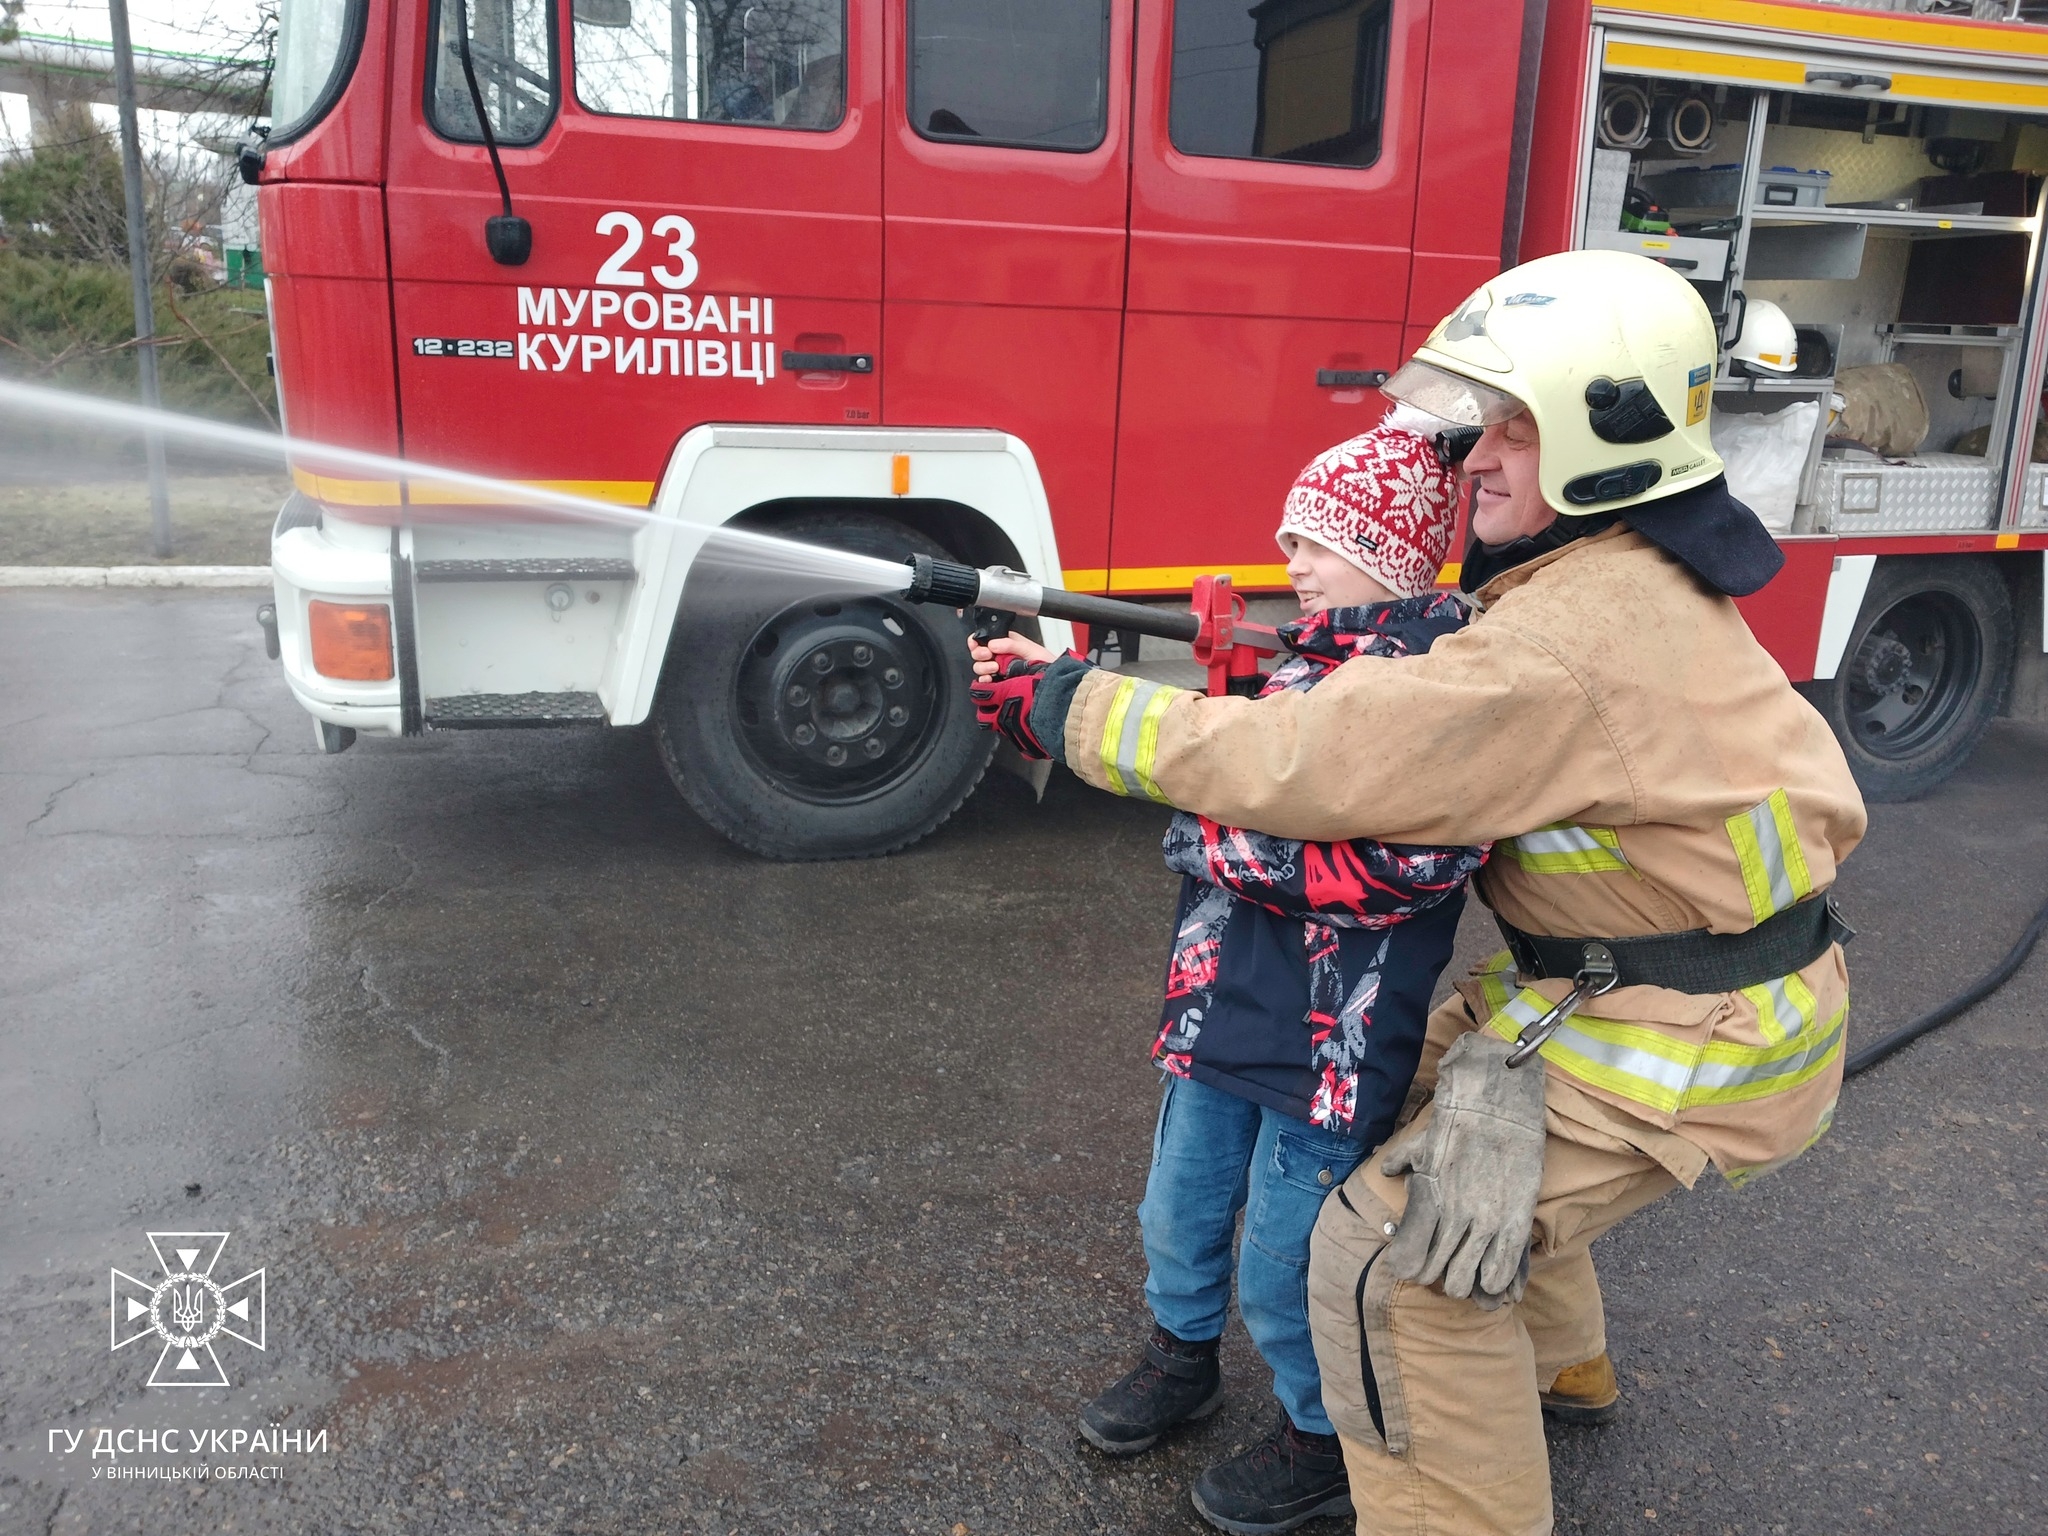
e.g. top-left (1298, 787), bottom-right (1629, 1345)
top-left (1812, 554), bottom-right (1877, 682)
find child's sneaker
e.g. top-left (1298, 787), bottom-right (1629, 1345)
top-left (1189, 1418), bottom-right (1352, 1534)
top-left (1078, 1326), bottom-right (1224, 1455)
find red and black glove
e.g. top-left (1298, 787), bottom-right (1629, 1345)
top-left (970, 659), bottom-right (1052, 760)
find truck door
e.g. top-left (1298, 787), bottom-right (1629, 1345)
top-left (880, 0), bottom-right (1133, 585)
top-left (384, 0), bottom-right (881, 502)
top-left (1109, 0), bottom-right (1433, 588)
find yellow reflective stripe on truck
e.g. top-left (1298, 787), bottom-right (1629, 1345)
top-left (1601, 0), bottom-right (2048, 58)
top-left (290, 467), bottom-right (657, 508)
top-left (1098, 676), bottom-right (1185, 804)
top-left (1727, 790), bottom-right (1815, 924)
top-left (1497, 822), bottom-right (1631, 875)
top-left (1476, 965), bottom-right (1845, 1115)
top-left (1601, 37), bottom-right (2048, 114)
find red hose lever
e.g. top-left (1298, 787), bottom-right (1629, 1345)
top-left (1188, 574), bottom-right (1281, 697)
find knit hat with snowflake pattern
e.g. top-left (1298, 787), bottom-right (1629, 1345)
top-left (1276, 403), bottom-right (1462, 599)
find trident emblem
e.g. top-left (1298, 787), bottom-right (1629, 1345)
top-left (110, 1232), bottom-right (266, 1388)
top-left (170, 1282), bottom-right (208, 1337)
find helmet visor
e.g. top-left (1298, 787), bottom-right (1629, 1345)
top-left (1382, 360), bottom-right (1526, 427)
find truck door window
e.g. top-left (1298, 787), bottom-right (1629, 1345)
top-left (573, 0), bottom-right (845, 130)
top-left (1170, 0), bottom-right (1390, 167)
top-left (909, 0), bottom-right (1109, 151)
top-left (429, 0), bottom-right (559, 144)
top-left (273, 0), bottom-right (367, 141)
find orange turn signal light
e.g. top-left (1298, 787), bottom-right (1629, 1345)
top-left (308, 600), bottom-right (394, 681)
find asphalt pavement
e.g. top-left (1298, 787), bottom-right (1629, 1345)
top-left (1, 589), bottom-right (2043, 1536)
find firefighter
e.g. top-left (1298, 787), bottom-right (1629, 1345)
top-left (969, 249), bottom-right (1866, 1535)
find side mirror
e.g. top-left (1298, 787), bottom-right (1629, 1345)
top-left (236, 128), bottom-right (269, 187)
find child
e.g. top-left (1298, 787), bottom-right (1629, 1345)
top-left (972, 409), bottom-right (1486, 1535)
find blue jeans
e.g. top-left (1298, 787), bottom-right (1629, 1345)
top-left (1138, 1073), bottom-right (1368, 1436)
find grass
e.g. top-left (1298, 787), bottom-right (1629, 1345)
top-left (0, 473), bottom-right (289, 564)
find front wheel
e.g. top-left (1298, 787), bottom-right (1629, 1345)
top-left (1801, 556), bottom-right (2013, 803)
top-left (654, 512), bottom-right (996, 859)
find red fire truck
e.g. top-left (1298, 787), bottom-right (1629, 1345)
top-left (255, 0), bottom-right (2048, 857)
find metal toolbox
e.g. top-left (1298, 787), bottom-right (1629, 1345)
top-left (1583, 228), bottom-right (1730, 281)
top-left (2022, 464), bottom-right (2048, 528)
top-left (1809, 456), bottom-right (1999, 532)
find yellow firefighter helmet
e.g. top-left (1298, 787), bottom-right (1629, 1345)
top-left (1382, 250), bottom-right (1725, 516)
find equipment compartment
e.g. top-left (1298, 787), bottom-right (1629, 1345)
top-left (1580, 63), bottom-right (2048, 538)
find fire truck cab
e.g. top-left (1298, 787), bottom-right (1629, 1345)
top-left (257, 0), bottom-right (2048, 857)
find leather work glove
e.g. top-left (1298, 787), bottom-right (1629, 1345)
top-left (971, 660), bottom-right (1052, 760)
top-left (1380, 1030), bottom-right (1547, 1309)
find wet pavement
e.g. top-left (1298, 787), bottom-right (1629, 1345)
top-left (1, 587), bottom-right (2043, 1536)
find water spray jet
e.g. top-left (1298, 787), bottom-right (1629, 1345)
top-left (0, 378), bottom-right (911, 596)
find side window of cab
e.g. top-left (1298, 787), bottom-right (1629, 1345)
top-left (571, 0), bottom-right (846, 130)
top-left (1170, 0), bottom-right (1391, 168)
top-left (907, 0), bottom-right (1110, 152)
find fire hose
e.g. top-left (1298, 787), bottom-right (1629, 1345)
top-left (903, 556), bottom-right (2048, 1074)
top-left (1842, 890), bottom-right (2048, 1078)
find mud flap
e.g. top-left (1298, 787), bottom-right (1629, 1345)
top-left (993, 739), bottom-right (1052, 799)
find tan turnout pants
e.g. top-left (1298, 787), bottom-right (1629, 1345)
top-left (1307, 1001), bottom-right (1683, 1536)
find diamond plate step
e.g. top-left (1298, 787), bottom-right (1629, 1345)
top-left (423, 692), bottom-right (608, 729)
top-left (414, 558), bottom-right (636, 583)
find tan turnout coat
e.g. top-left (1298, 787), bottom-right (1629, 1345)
top-left (1061, 525), bottom-right (1868, 1181)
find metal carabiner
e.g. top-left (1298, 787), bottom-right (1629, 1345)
top-left (1505, 942), bottom-right (1620, 1068)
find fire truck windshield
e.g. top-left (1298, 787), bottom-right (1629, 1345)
top-left (273, 0), bottom-right (365, 139)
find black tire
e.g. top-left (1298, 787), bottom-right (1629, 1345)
top-left (1800, 557), bottom-right (2013, 803)
top-left (653, 511), bottom-right (995, 859)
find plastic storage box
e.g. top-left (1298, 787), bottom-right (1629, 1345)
top-left (1640, 163), bottom-right (1746, 210)
top-left (1757, 167), bottom-right (1831, 207)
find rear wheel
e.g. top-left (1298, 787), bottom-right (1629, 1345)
top-left (1802, 557), bottom-right (2013, 803)
top-left (654, 511), bottom-right (995, 859)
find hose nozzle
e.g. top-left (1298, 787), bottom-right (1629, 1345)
top-left (901, 555), bottom-right (1044, 615)
top-left (900, 555), bottom-right (1202, 644)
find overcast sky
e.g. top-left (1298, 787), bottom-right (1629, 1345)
top-left (12, 0), bottom-right (269, 57)
top-left (2, 0), bottom-right (272, 155)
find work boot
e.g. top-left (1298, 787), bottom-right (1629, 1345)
top-left (1540, 1351), bottom-right (1622, 1425)
top-left (1078, 1326), bottom-right (1223, 1455)
top-left (1189, 1418), bottom-right (1352, 1535)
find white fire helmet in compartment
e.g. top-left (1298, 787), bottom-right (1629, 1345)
top-left (1729, 296), bottom-right (1800, 376)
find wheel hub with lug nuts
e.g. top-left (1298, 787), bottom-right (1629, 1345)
top-left (1857, 634), bottom-right (1915, 698)
top-left (736, 601), bottom-right (937, 800)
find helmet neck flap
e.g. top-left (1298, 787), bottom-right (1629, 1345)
top-left (1458, 475), bottom-right (1784, 598)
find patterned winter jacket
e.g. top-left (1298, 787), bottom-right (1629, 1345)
top-left (1154, 595), bottom-right (1488, 1149)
